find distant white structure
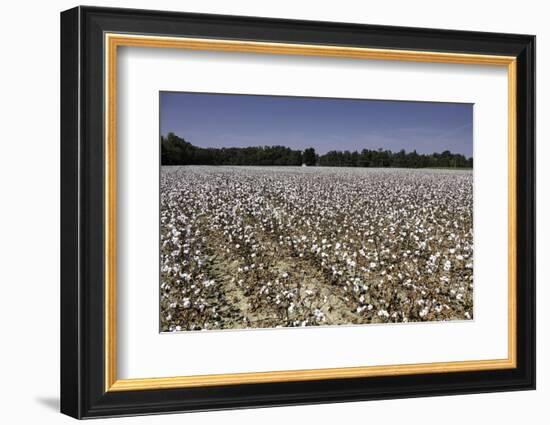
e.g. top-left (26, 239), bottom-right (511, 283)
top-left (301, 163), bottom-right (308, 167)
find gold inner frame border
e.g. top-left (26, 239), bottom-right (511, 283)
top-left (104, 33), bottom-right (517, 392)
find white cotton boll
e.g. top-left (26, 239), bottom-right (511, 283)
top-left (314, 309), bottom-right (325, 321)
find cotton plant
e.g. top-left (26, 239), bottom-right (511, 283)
top-left (160, 166), bottom-right (473, 331)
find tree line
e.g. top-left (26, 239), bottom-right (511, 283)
top-left (161, 133), bottom-right (472, 168)
top-left (318, 148), bottom-right (473, 168)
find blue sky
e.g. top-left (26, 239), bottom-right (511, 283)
top-left (160, 92), bottom-right (473, 157)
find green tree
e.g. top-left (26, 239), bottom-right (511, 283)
top-left (161, 133), bottom-right (473, 169)
top-left (303, 147), bottom-right (316, 166)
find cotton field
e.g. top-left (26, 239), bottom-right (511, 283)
top-left (160, 166), bottom-right (473, 332)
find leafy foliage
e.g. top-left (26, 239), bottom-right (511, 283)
top-left (303, 147), bottom-right (317, 166)
top-left (161, 133), bottom-right (473, 168)
top-left (162, 133), bottom-right (302, 166)
top-left (319, 148), bottom-right (472, 168)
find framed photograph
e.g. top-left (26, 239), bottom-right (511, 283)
top-left (60, 6), bottom-right (535, 419)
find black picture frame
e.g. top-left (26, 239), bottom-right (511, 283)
top-left (61, 5), bottom-right (535, 419)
